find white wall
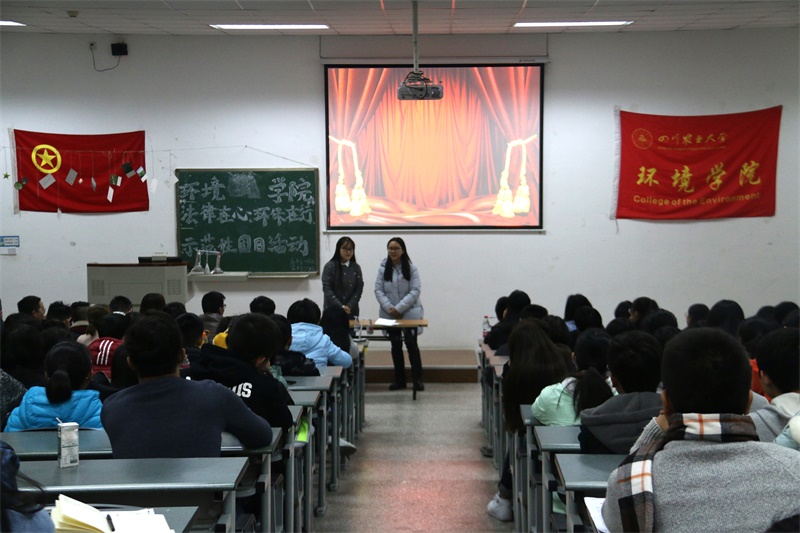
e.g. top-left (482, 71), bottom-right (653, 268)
top-left (1, 29), bottom-right (797, 349)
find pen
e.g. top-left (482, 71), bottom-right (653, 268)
top-left (106, 514), bottom-right (115, 532)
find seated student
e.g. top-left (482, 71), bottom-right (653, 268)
top-left (188, 313), bottom-right (294, 432)
top-left (1, 370), bottom-right (27, 431)
top-left (484, 290), bottom-right (530, 350)
top-left (563, 293), bottom-right (593, 333)
top-left (5, 341), bottom-right (103, 431)
top-left (320, 305), bottom-right (359, 362)
top-left (101, 312), bottom-right (272, 458)
top-left (628, 296), bottom-right (659, 328)
top-left (87, 313), bottom-right (130, 381)
top-left (531, 328), bottom-right (613, 426)
top-left (737, 316), bottom-right (781, 398)
top-left (250, 295), bottom-right (276, 316)
top-left (270, 314), bottom-right (319, 376)
top-left (46, 301), bottom-right (72, 328)
top-left (287, 299), bottom-right (352, 370)
top-left (3, 323), bottom-right (46, 389)
top-left (139, 292), bottom-right (166, 314)
top-left (68, 301), bottom-right (90, 339)
top-left (175, 312), bottom-right (206, 366)
top-left (751, 327), bottom-right (800, 441)
top-left (685, 302), bottom-right (709, 328)
top-left (77, 305), bottom-right (110, 346)
top-left (602, 328), bottom-right (800, 532)
top-left (0, 442), bottom-right (54, 532)
top-left (108, 295), bottom-right (133, 315)
top-left (578, 331), bottom-right (663, 454)
top-left (162, 301), bottom-right (187, 319)
top-left (199, 291), bottom-right (226, 342)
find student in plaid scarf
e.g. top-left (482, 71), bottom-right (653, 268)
top-left (602, 328), bottom-right (800, 532)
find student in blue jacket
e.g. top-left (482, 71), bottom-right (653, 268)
top-left (5, 341), bottom-right (103, 431)
top-left (375, 237), bottom-right (424, 391)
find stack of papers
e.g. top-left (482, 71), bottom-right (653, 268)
top-left (51, 494), bottom-right (173, 533)
top-left (374, 318), bottom-right (398, 326)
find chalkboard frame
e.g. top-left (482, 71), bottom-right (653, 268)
top-left (175, 168), bottom-right (320, 276)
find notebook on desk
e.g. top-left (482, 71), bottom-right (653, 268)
top-left (50, 494), bottom-right (173, 533)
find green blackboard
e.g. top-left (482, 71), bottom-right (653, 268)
top-left (176, 169), bottom-right (319, 274)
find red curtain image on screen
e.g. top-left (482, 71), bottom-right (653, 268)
top-left (326, 65), bottom-right (543, 229)
top-left (616, 106), bottom-right (781, 220)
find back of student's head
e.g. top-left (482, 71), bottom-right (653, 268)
top-left (520, 304), bottom-right (548, 321)
top-left (40, 326), bottom-right (73, 355)
top-left (162, 301), bottom-right (187, 319)
top-left (614, 300), bottom-right (633, 319)
top-left (108, 295), bottom-right (133, 314)
top-left (319, 306), bottom-right (351, 353)
top-left (607, 331), bottom-right (662, 393)
top-left (96, 313), bottom-right (131, 340)
top-left (70, 301), bottom-right (90, 323)
top-left (287, 298), bottom-right (321, 325)
top-left (201, 291), bottom-right (225, 314)
top-left (506, 290), bottom-right (531, 316)
top-left (2, 324), bottom-right (44, 372)
top-left (605, 317), bottom-right (633, 338)
top-left (686, 303), bottom-right (710, 327)
top-left (737, 316), bottom-right (781, 357)
top-left (250, 296), bottom-right (276, 316)
top-left (124, 312), bottom-right (183, 378)
top-left (572, 328), bottom-right (614, 412)
top-left (109, 344), bottom-right (138, 389)
top-left (175, 312), bottom-right (204, 348)
top-left (537, 315), bottom-right (571, 346)
top-left (494, 296), bottom-right (509, 320)
top-left (653, 325), bottom-right (680, 349)
top-left (773, 301), bottom-right (799, 324)
top-left (640, 309), bottom-right (678, 336)
top-left (574, 306), bottom-right (603, 331)
top-left (783, 309), bottom-right (800, 328)
top-left (630, 296), bottom-right (659, 324)
top-left (46, 301), bottom-right (71, 324)
top-left (662, 328), bottom-right (751, 414)
top-left (139, 293), bottom-right (166, 314)
top-left (270, 314), bottom-right (293, 349)
top-left (754, 327), bottom-right (799, 395)
top-left (564, 294), bottom-right (592, 322)
top-left (16, 296), bottom-right (42, 317)
top-left (44, 341), bottom-right (92, 404)
top-left (706, 299), bottom-right (745, 337)
top-left (227, 313), bottom-right (282, 364)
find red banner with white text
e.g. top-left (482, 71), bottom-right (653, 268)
top-left (616, 106), bottom-right (781, 220)
top-left (14, 129), bottom-right (149, 213)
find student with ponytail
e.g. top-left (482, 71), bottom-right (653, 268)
top-left (4, 341), bottom-right (102, 431)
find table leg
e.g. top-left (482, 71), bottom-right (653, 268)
top-left (315, 394), bottom-right (328, 516)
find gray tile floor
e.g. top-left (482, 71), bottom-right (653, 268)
top-left (314, 383), bottom-right (514, 532)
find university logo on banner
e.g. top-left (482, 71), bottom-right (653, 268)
top-left (13, 129), bottom-right (149, 213)
top-left (615, 106), bottom-right (781, 220)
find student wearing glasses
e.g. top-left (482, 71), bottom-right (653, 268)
top-left (322, 236), bottom-right (364, 320)
top-left (375, 237), bottom-right (424, 391)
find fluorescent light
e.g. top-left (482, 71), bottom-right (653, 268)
top-left (210, 24), bottom-right (329, 30)
top-left (515, 21), bottom-right (633, 28)
top-left (0, 21), bottom-right (27, 27)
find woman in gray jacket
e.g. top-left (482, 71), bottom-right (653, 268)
top-left (374, 237), bottom-right (424, 391)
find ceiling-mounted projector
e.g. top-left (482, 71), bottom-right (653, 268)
top-left (398, 81), bottom-right (443, 100)
top-left (397, 1), bottom-right (443, 101)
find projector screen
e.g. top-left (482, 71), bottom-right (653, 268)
top-left (325, 64), bottom-right (544, 230)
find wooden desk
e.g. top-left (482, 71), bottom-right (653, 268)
top-left (554, 454), bottom-right (624, 533)
top-left (533, 425), bottom-right (581, 532)
top-left (19, 457), bottom-right (249, 533)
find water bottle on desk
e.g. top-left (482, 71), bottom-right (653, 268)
top-left (482, 315), bottom-right (491, 338)
top-left (354, 316), bottom-right (362, 339)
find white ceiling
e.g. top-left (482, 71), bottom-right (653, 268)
top-left (0, 0), bottom-right (797, 36)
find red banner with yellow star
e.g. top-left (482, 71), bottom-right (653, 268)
top-left (13, 129), bottom-right (148, 213)
top-left (616, 106), bottom-right (781, 220)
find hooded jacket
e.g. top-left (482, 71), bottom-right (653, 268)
top-left (4, 387), bottom-right (103, 432)
top-left (289, 323), bottom-right (352, 370)
top-left (578, 391), bottom-right (663, 454)
top-left (187, 344), bottom-right (294, 431)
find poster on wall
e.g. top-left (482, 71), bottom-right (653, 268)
top-left (325, 64), bottom-right (544, 230)
top-left (13, 129), bottom-right (149, 213)
top-left (615, 106), bottom-right (781, 220)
